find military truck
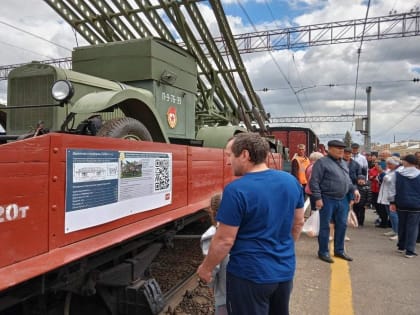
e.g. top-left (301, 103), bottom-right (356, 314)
top-left (3, 37), bottom-right (271, 149)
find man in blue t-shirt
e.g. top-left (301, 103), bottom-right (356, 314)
top-left (197, 132), bottom-right (305, 315)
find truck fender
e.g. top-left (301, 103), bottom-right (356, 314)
top-left (196, 125), bottom-right (247, 148)
top-left (70, 89), bottom-right (168, 143)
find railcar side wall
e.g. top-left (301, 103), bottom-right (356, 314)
top-left (0, 136), bottom-right (50, 269)
top-left (0, 134), bottom-right (280, 292)
top-left (0, 134), bottom-right (227, 290)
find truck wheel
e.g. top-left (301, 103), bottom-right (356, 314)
top-left (96, 117), bottom-right (153, 141)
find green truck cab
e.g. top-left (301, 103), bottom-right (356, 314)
top-left (5, 38), bottom-right (247, 146)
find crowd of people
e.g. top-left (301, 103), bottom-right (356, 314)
top-left (308, 141), bottom-right (420, 263)
top-left (196, 132), bottom-right (419, 315)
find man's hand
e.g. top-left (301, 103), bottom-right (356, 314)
top-left (196, 223), bottom-right (238, 284)
top-left (315, 199), bottom-right (323, 210)
top-left (390, 204), bottom-right (397, 212)
top-left (197, 264), bottom-right (212, 284)
top-left (353, 190), bottom-right (361, 203)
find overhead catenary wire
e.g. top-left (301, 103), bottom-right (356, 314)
top-left (0, 20), bottom-right (72, 52)
top-left (256, 78), bottom-right (414, 91)
top-left (402, 127), bottom-right (420, 141)
top-left (263, 0), bottom-right (315, 124)
top-left (236, 0), bottom-right (308, 118)
top-left (0, 40), bottom-right (55, 60)
top-left (372, 104), bottom-right (420, 137)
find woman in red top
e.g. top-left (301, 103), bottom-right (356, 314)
top-left (369, 162), bottom-right (387, 228)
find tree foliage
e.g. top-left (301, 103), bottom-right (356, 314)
top-left (343, 131), bottom-right (352, 148)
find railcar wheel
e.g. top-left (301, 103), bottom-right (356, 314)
top-left (96, 117), bottom-right (152, 141)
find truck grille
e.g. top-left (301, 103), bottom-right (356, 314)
top-left (8, 75), bottom-right (56, 133)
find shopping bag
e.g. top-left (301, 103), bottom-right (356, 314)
top-left (302, 210), bottom-right (320, 237)
top-left (347, 210), bottom-right (358, 228)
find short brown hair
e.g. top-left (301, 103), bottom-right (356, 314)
top-left (207, 193), bottom-right (222, 226)
top-left (231, 132), bottom-right (269, 164)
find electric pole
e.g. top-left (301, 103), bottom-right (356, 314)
top-left (365, 86), bottom-right (372, 152)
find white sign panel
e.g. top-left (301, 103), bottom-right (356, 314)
top-left (65, 149), bottom-right (172, 233)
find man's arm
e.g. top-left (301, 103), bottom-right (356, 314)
top-left (291, 207), bottom-right (305, 241)
top-left (291, 159), bottom-right (299, 179)
top-left (347, 164), bottom-right (361, 203)
top-left (309, 160), bottom-right (323, 200)
top-left (389, 173), bottom-right (397, 211)
top-left (197, 222), bottom-right (238, 283)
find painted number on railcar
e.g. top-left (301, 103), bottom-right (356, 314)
top-left (0, 204), bottom-right (29, 223)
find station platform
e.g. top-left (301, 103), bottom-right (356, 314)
top-left (291, 209), bottom-right (419, 315)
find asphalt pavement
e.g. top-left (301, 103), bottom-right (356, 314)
top-left (290, 209), bottom-right (420, 315)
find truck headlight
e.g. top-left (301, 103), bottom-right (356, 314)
top-left (52, 80), bottom-right (74, 102)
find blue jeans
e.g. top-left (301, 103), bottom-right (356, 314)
top-left (397, 211), bottom-right (420, 253)
top-left (226, 272), bottom-right (293, 315)
top-left (384, 205), bottom-right (398, 233)
top-left (318, 195), bottom-right (349, 256)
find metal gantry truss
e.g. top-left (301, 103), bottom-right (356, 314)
top-left (3, 10), bottom-right (419, 76)
top-left (269, 114), bottom-right (365, 124)
top-left (215, 11), bottom-right (420, 54)
top-left (42, 0), bottom-right (269, 132)
top-left (0, 57), bottom-right (72, 80)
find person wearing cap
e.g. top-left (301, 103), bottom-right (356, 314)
top-left (351, 143), bottom-right (368, 177)
top-left (341, 147), bottom-right (362, 240)
top-left (343, 147), bottom-right (362, 185)
top-left (353, 175), bottom-right (372, 227)
top-left (291, 144), bottom-right (311, 192)
top-left (309, 140), bottom-right (361, 263)
top-left (377, 156), bottom-right (402, 239)
top-left (389, 154), bottom-right (420, 258)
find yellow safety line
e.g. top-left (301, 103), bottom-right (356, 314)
top-left (330, 246), bottom-right (354, 315)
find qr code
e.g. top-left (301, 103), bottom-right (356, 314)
top-left (154, 159), bottom-right (170, 191)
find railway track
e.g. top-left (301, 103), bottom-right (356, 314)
top-left (159, 273), bottom-right (214, 315)
top-left (152, 222), bottom-right (215, 315)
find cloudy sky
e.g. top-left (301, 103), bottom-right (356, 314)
top-left (1, 0), bottom-right (420, 144)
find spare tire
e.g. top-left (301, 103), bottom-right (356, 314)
top-left (96, 117), bottom-right (153, 141)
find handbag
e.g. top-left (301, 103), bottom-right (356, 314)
top-left (302, 210), bottom-right (320, 237)
top-left (347, 210), bottom-right (358, 228)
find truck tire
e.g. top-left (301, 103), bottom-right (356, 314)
top-left (96, 117), bottom-right (153, 141)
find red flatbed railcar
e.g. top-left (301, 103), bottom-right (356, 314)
top-left (0, 133), bottom-right (281, 314)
